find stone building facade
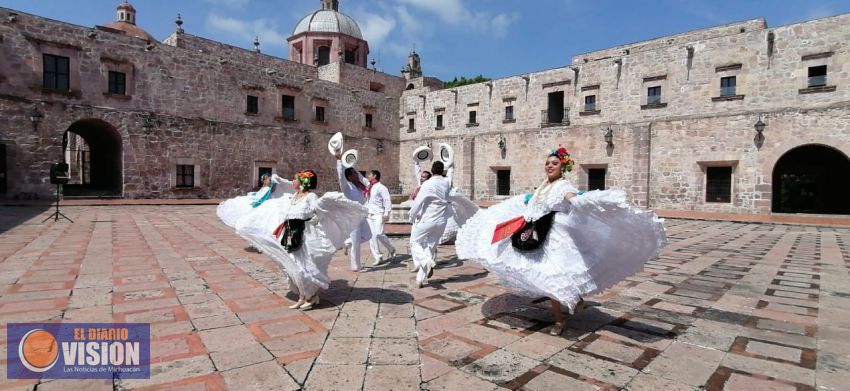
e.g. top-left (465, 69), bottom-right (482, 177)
top-left (0, 1), bottom-right (404, 199)
top-left (1, 2), bottom-right (848, 216)
top-left (399, 15), bottom-right (850, 215)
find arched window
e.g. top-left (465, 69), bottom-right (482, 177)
top-left (317, 46), bottom-right (331, 66)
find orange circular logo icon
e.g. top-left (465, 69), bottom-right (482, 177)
top-left (19, 329), bottom-right (59, 372)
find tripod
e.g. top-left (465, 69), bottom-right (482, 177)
top-left (43, 183), bottom-right (73, 223)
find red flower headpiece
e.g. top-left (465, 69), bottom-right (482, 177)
top-left (549, 147), bottom-right (574, 173)
top-left (295, 170), bottom-right (317, 189)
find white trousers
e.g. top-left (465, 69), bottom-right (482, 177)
top-left (367, 214), bottom-right (395, 260)
top-left (345, 219), bottom-right (371, 270)
top-left (410, 219), bottom-right (447, 282)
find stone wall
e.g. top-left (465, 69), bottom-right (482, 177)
top-left (399, 14), bottom-right (850, 214)
top-left (0, 7), bottom-right (402, 198)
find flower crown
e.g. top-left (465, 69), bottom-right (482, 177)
top-left (295, 170), bottom-right (315, 189)
top-left (549, 147), bottom-right (574, 173)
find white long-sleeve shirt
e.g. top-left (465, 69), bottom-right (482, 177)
top-left (336, 160), bottom-right (368, 204)
top-left (367, 181), bottom-right (392, 217)
top-left (269, 174), bottom-right (295, 197)
top-left (409, 175), bottom-right (451, 224)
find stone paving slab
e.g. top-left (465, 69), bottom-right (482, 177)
top-left (1, 206), bottom-right (850, 390)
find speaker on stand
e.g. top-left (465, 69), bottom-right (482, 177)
top-left (43, 162), bottom-right (73, 223)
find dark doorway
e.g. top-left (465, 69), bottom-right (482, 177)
top-left (496, 169), bottom-right (511, 196)
top-left (547, 91), bottom-right (564, 124)
top-left (317, 46), bottom-right (330, 66)
top-left (62, 119), bottom-right (122, 197)
top-left (772, 144), bottom-right (850, 214)
top-left (0, 144), bottom-right (6, 195)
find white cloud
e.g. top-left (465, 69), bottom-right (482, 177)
top-left (204, 0), bottom-right (249, 9)
top-left (396, 0), bottom-right (519, 36)
top-left (398, 0), bottom-right (467, 24)
top-left (357, 13), bottom-right (397, 47)
top-left (205, 13), bottom-right (287, 48)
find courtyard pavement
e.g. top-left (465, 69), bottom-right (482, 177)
top-left (1, 205), bottom-right (849, 390)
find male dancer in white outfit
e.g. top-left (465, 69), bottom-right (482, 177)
top-left (335, 151), bottom-right (371, 271)
top-left (409, 161), bottom-right (451, 287)
top-left (366, 170), bottom-right (396, 266)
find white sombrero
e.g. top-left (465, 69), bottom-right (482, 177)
top-left (341, 149), bottom-right (359, 169)
top-left (438, 143), bottom-right (454, 168)
top-left (412, 145), bottom-right (432, 164)
top-left (328, 132), bottom-right (344, 155)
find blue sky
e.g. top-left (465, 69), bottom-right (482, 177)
top-left (2, 0), bottom-right (848, 81)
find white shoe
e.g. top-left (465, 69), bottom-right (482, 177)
top-left (288, 298), bottom-right (306, 309)
top-left (298, 296), bottom-right (319, 310)
top-left (371, 256), bottom-right (384, 267)
top-left (388, 248), bottom-right (397, 259)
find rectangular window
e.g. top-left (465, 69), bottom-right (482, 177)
top-left (588, 168), bottom-right (606, 191)
top-left (258, 167), bottom-right (272, 187)
top-left (706, 166), bottom-right (732, 203)
top-left (720, 76), bottom-right (736, 96)
top-left (282, 95), bottom-right (295, 120)
top-left (364, 113), bottom-right (373, 128)
top-left (547, 91), bottom-right (565, 123)
top-left (176, 165), bottom-right (194, 188)
top-left (108, 71), bottom-right (126, 95)
top-left (246, 95), bottom-right (259, 114)
top-left (496, 170), bottom-right (511, 196)
top-left (647, 86), bottom-right (662, 105)
top-left (42, 54), bottom-right (70, 91)
top-left (344, 50), bottom-right (356, 64)
top-left (468, 110), bottom-right (477, 124)
top-left (408, 118), bottom-right (415, 132)
top-left (584, 95), bottom-right (596, 112)
top-left (436, 114), bottom-right (443, 129)
top-left (314, 106), bottom-right (325, 122)
top-left (505, 105), bottom-right (514, 121)
top-left (808, 65), bottom-right (827, 87)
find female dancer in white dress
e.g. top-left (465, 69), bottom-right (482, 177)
top-left (218, 173), bottom-right (291, 252)
top-left (456, 147), bottom-right (667, 335)
top-left (217, 173), bottom-right (284, 228)
top-left (237, 170), bottom-right (368, 310)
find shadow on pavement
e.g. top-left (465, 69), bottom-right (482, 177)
top-left (0, 205), bottom-right (54, 234)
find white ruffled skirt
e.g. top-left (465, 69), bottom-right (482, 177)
top-left (217, 195), bottom-right (256, 229)
top-left (439, 191), bottom-right (480, 244)
top-left (456, 190), bottom-right (667, 312)
top-left (237, 194), bottom-right (367, 298)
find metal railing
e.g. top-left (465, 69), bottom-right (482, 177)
top-left (541, 108), bottom-right (570, 125)
top-left (647, 95), bottom-right (662, 105)
top-left (808, 75), bottom-right (827, 87)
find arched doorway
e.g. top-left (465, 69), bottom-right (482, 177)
top-left (62, 119), bottom-right (122, 197)
top-left (772, 144), bottom-right (850, 214)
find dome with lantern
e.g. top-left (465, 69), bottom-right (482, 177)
top-left (288, 0), bottom-right (369, 68)
top-left (102, 2), bottom-right (156, 42)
